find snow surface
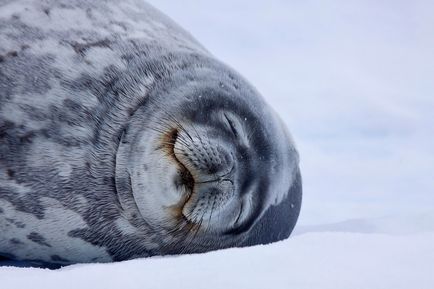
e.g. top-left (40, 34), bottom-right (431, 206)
top-left (2, 0), bottom-right (434, 288)
top-left (1, 231), bottom-right (433, 289)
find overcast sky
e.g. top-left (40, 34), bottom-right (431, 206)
top-left (147, 0), bottom-right (434, 226)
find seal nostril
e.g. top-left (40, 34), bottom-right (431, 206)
top-left (207, 165), bottom-right (218, 175)
top-left (179, 165), bottom-right (194, 191)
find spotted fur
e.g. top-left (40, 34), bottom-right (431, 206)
top-left (0, 0), bottom-right (302, 265)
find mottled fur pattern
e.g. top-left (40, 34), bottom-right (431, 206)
top-left (0, 0), bottom-right (302, 265)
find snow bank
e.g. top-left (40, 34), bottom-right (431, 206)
top-left (1, 232), bottom-right (433, 289)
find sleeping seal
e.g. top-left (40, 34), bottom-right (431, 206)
top-left (0, 0), bottom-right (301, 265)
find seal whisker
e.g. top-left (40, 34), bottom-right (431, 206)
top-left (161, 113), bottom-right (195, 142)
top-left (205, 196), bottom-right (218, 234)
top-left (148, 102), bottom-right (194, 142)
top-left (180, 207), bottom-right (207, 253)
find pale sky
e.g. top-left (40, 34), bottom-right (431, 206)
top-left (147, 0), bottom-right (434, 226)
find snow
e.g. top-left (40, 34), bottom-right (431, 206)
top-left (2, 0), bottom-right (434, 288)
top-left (1, 231), bottom-right (433, 289)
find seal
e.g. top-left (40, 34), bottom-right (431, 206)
top-left (0, 0), bottom-right (302, 265)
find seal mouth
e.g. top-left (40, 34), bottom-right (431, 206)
top-left (162, 128), bottom-right (195, 199)
top-left (159, 128), bottom-right (199, 226)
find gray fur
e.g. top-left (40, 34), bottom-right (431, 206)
top-left (27, 232), bottom-right (51, 247)
top-left (0, 0), bottom-right (302, 265)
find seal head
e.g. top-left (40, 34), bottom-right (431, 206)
top-left (115, 58), bottom-right (301, 254)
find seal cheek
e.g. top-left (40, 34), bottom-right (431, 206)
top-left (241, 168), bottom-right (302, 246)
top-left (116, 121), bottom-right (190, 228)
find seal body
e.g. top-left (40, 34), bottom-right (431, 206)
top-left (0, 0), bottom-right (301, 265)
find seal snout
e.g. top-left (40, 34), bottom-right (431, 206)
top-left (174, 132), bottom-right (234, 183)
top-left (169, 129), bottom-right (237, 226)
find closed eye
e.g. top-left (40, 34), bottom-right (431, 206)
top-left (223, 113), bottom-right (238, 137)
